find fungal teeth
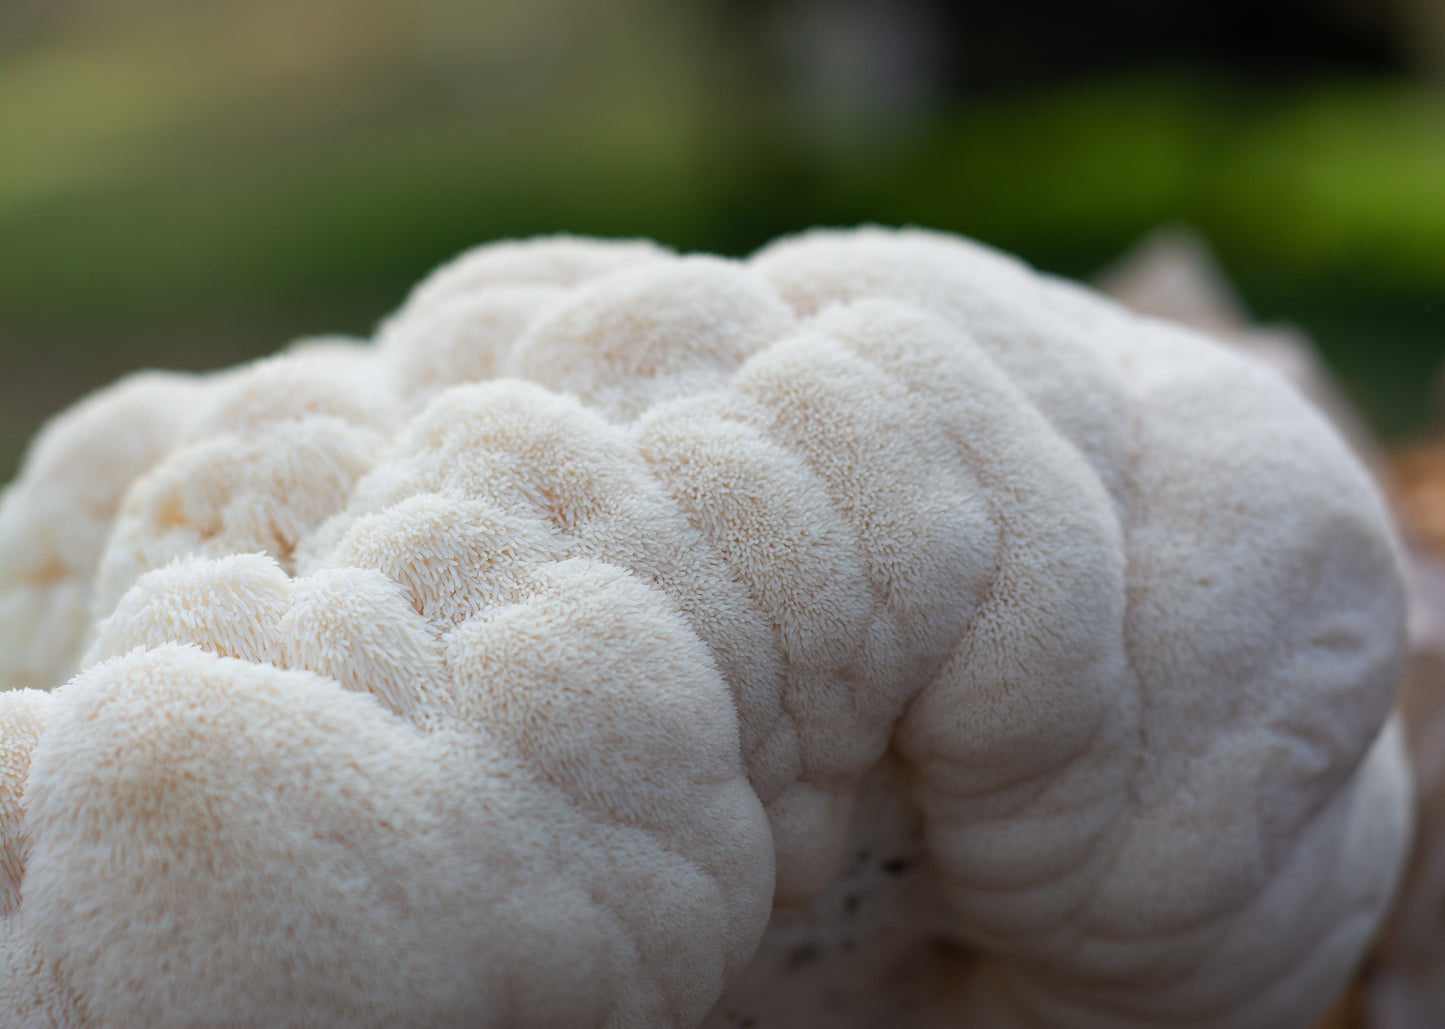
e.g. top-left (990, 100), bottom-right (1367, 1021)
top-left (1, 688), bottom-right (50, 917)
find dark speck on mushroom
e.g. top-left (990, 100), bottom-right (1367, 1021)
top-left (785, 943), bottom-right (821, 971)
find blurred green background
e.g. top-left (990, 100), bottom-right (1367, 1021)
top-left (2, 0), bottom-right (1442, 480)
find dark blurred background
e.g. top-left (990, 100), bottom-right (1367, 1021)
top-left (2, 0), bottom-right (1442, 479)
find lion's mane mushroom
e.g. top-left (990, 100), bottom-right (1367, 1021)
top-left (0, 228), bottom-right (1412, 1028)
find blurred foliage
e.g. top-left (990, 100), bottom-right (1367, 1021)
top-left (0, 0), bottom-right (1442, 479)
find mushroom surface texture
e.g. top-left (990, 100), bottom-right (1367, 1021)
top-left (0, 228), bottom-right (1413, 1028)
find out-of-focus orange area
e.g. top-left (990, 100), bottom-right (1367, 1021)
top-left (1392, 447), bottom-right (1445, 550)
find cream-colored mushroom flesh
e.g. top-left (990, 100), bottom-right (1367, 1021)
top-left (0, 229), bottom-right (1410, 1028)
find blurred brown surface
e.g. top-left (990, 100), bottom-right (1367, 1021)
top-left (1318, 982), bottom-right (1368, 1029)
top-left (1391, 446), bottom-right (1445, 552)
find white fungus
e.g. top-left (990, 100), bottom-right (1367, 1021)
top-left (0, 228), bottom-right (1412, 1028)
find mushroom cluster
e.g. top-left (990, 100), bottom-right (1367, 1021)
top-left (0, 228), bottom-right (1411, 1028)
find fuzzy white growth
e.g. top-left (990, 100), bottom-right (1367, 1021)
top-left (0, 372), bottom-right (207, 691)
top-left (86, 554), bottom-right (293, 667)
top-left (1, 689), bottom-right (49, 917)
top-left (0, 230), bottom-right (1412, 1028)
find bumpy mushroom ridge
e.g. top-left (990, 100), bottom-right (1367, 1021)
top-left (0, 229), bottom-right (1411, 1028)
